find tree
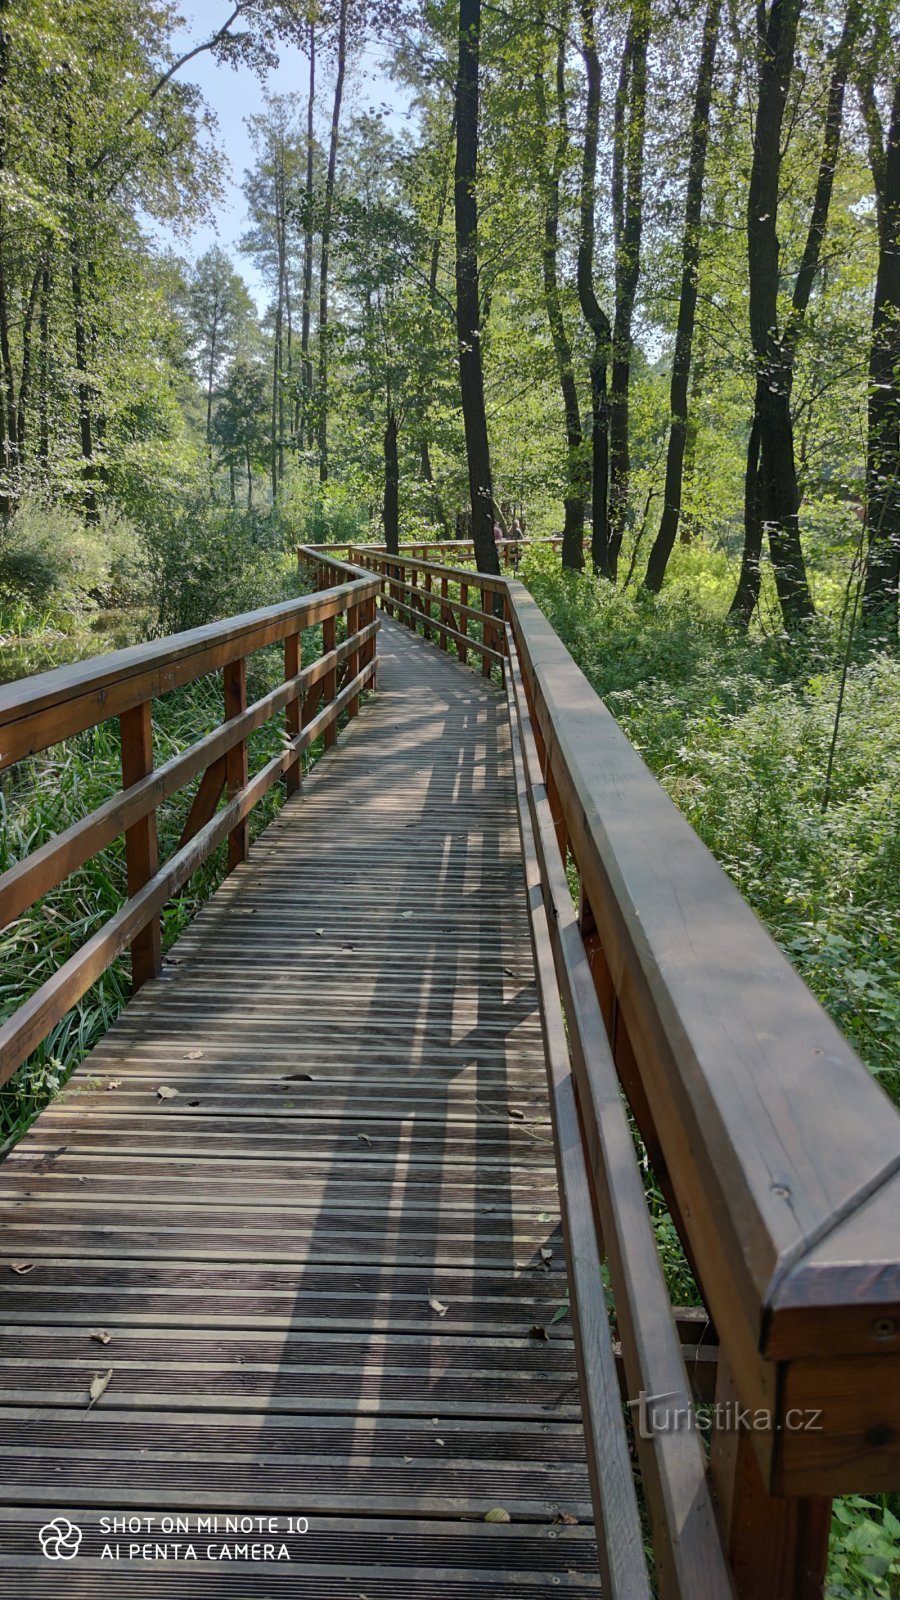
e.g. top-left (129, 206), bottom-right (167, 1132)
top-left (608, 1), bottom-right (650, 578)
top-left (858, 57), bottom-right (900, 633)
top-left (213, 359), bottom-right (269, 506)
top-left (454, 0), bottom-right (499, 574)
top-left (576, 0), bottom-right (613, 576)
top-left (535, 2), bottom-right (586, 571)
top-left (644, 0), bottom-right (721, 592)
top-left (189, 248), bottom-right (255, 479)
top-left (317, 0), bottom-right (351, 482)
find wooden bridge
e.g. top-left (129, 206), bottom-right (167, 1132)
top-left (0, 545), bottom-right (897, 1599)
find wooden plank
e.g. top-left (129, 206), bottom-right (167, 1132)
top-left (176, 757), bottom-right (226, 851)
top-left (284, 632), bottom-right (302, 795)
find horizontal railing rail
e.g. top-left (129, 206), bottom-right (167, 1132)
top-left (348, 547), bottom-right (900, 1600)
top-left (0, 551), bottom-right (379, 1089)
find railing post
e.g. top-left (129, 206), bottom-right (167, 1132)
top-left (224, 658), bottom-right (249, 870)
top-left (284, 631), bottom-right (302, 796)
top-left (480, 584), bottom-right (491, 677)
top-left (323, 612), bottom-right (338, 749)
top-left (439, 575), bottom-right (449, 650)
top-left (347, 600), bottom-right (361, 719)
top-left (423, 570), bottom-right (433, 642)
top-left (459, 582), bottom-right (469, 665)
top-left (120, 700), bottom-right (162, 992)
top-left (710, 1355), bottom-right (831, 1600)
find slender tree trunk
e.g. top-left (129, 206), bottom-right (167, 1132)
top-left (577, 0), bottom-right (613, 576)
top-left (37, 256), bottom-right (51, 471)
top-left (731, 0), bottom-right (812, 627)
top-left (644, 0), bottom-right (720, 591)
top-left (0, 8), bottom-right (14, 514)
top-left (731, 0), bottom-right (858, 627)
top-left (418, 116), bottom-right (454, 534)
top-left (608, 4), bottom-right (649, 579)
top-left (537, 15), bottom-right (585, 570)
top-left (300, 17), bottom-right (316, 452)
top-left (861, 73), bottom-right (900, 632)
top-left (206, 294), bottom-right (219, 483)
top-left (454, 0), bottom-right (499, 574)
top-left (383, 408), bottom-right (399, 553)
top-left (317, 0), bottom-right (348, 484)
top-left (229, 462), bottom-right (236, 506)
top-left (246, 445), bottom-right (253, 507)
top-left (272, 168), bottom-right (285, 501)
top-left (65, 111), bottom-right (98, 522)
top-left (15, 261), bottom-right (42, 455)
top-left (730, 413), bottom-right (764, 620)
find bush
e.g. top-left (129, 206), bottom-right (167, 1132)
top-left (140, 495), bottom-right (301, 634)
top-left (0, 500), bottom-right (145, 615)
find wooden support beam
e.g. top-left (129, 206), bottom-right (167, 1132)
top-left (120, 701), bottom-right (162, 992)
top-left (177, 756), bottom-right (226, 851)
top-left (284, 633), bottom-right (302, 796)
top-left (224, 658), bottom-right (249, 871)
top-left (323, 616), bottom-right (337, 749)
top-left (711, 1355), bottom-right (831, 1600)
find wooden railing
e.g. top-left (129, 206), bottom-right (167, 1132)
top-left (303, 534), bottom-right (576, 568)
top-left (343, 545), bottom-right (508, 677)
top-left (340, 547), bottom-right (900, 1600)
top-left (0, 552), bottom-right (379, 1088)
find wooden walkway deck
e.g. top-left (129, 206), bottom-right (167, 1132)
top-left (0, 620), bottom-right (600, 1595)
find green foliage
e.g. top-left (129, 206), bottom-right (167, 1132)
top-left (524, 548), bottom-right (900, 1102)
top-left (139, 496), bottom-right (301, 635)
top-left (0, 499), bottom-right (145, 613)
top-left (827, 1496), bottom-right (900, 1599)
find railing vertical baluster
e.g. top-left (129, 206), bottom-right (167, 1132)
top-left (423, 570), bottom-right (433, 642)
top-left (120, 700), bottom-right (162, 992)
top-left (459, 582), bottom-right (469, 665)
top-left (323, 612), bottom-right (338, 749)
top-left (480, 584), bottom-right (491, 677)
top-left (439, 575), bottom-right (449, 651)
top-left (284, 631), bottom-right (302, 796)
top-left (224, 658), bottom-right (249, 870)
top-left (347, 600), bottom-right (361, 719)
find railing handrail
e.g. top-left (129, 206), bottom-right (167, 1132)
top-left (356, 545), bottom-right (900, 1598)
top-left (0, 557), bottom-right (379, 1088)
top-left (0, 570), bottom-right (379, 769)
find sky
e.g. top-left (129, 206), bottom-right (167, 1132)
top-left (154, 1), bottom-right (415, 309)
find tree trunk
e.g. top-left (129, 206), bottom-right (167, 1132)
top-left (861, 73), bottom-right (900, 633)
top-left (454, 0), bottom-right (499, 575)
top-left (608, 3), bottom-right (649, 577)
top-left (0, 14), bottom-right (15, 514)
top-left (246, 445), bottom-right (253, 507)
top-left (300, 16), bottom-right (315, 452)
top-left (37, 256), bottom-right (51, 471)
top-left (729, 412), bottom-right (764, 623)
top-left (731, 0), bottom-right (813, 628)
top-left (537, 16), bottom-right (585, 571)
top-left (576, 0), bottom-right (613, 576)
top-left (383, 408), bottom-right (399, 554)
top-left (644, 0), bottom-right (720, 592)
top-left (317, 0), bottom-right (348, 484)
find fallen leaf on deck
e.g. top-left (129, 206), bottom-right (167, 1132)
top-left (529, 1324), bottom-right (549, 1341)
top-left (550, 1303), bottom-right (570, 1326)
top-left (357, 1133), bottom-right (372, 1145)
top-left (428, 1297), bottom-right (448, 1317)
top-left (508, 1108), bottom-right (526, 1121)
top-left (314, 928), bottom-right (325, 936)
top-left (90, 1330), bottom-right (111, 1345)
top-left (157, 1086), bottom-right (178, 1100)
top-left (540, 1247), bottom-right (554, 1262)
top-left (87, 1369), bottom-right (112, 1409)
top-left (554, 1511), bottom-right (579, 1525)
top-left (10, 1262), bottom-right (34, 1275)
top-left (484, 1508), bottom-right (511, 1523)
top-left (105, 1080), bottom-right (121, 1091)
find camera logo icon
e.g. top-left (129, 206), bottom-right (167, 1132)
top-left (38, 1517), bottom-right (83, 1560)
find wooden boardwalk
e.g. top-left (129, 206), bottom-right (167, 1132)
top-left (0, 620), bottom-right (600, 1595)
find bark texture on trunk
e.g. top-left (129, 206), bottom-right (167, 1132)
top-left (644, 0), bottom-right (720, 592)
top-left (317, 0), bottom-right (348, 484)
top-left (454, 0), bottom-right (499, 575)
top-left (577, 0), bottom-right (613, 577)
top-left (383, 409), bottom-right (399, 553)
top-left (861, 73), bottom-right (900, 632)
top-left (608, 2), bottom-right (649, 577)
